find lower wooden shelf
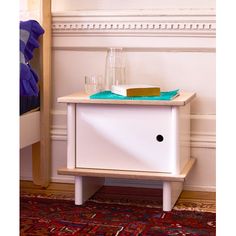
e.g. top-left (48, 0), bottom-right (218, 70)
top-left (58, 158), bottom-right (196, 211)
top-left (58, 157), bottom-right (196, 181)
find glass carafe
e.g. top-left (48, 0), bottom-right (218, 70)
top-left (105, 48), bottom-right (125, 90)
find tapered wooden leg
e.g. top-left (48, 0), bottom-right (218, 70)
top-left (163, 181), bottom-right (183, 211)
top-left (75, 176), bottom-right (105, 205)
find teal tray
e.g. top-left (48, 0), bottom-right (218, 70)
top-left (90, 89), bottom-right (179, 101)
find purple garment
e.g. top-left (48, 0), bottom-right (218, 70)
top-left (20, 20), bottom-right (44, 96)
top-left (20, 20), bottom-right (44, 61)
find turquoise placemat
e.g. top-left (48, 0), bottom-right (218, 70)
top-left (90, 89), bottom-right (179, 100)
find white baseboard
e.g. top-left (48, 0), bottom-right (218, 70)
top-left (105, 178), bottom-right (216, 192)
top-left (51, 176), bottom-right (75, 184)
top-left (20, 175), bottom-right (215, 192)
top-left (183, 184), bottom-right (216, 192)
top-left (20, 176), bottom-right (75, 184)
top-left (104, 178), bottom-right (163, 189)
top-left (20, 176), bottom-right (33, 181)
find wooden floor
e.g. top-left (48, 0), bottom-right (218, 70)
top-left (20, 181), bottom-right (75, 200)
top-left (20, 181), bottom-right (216, 213)
top-left (20, 181), bottom-right (216, 201)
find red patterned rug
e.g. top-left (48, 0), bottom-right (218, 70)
top-left (20, 187), bottom-right (216, 235)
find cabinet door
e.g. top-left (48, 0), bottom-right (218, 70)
top-left (76, 104), bottom-right (173, 173)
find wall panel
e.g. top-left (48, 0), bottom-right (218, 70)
top-left (20, 5), bottom-right (216, 191)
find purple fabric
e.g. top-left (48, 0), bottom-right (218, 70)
top-left (20, 20), bottom-right (44, 61)
top-left (20, 64), bottom-right (40, 96)
top-left (20, 20), bottom-right (44, 96)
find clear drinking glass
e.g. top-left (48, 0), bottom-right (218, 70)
top-left (105, 48), bottom-right (126, 90)
top-left (84, 75), bottom-right (103, 95)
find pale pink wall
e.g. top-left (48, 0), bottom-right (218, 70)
top-left (52, 0), bottom-right (215, 11)
top-left (21, 1), bottom-right (216, 191)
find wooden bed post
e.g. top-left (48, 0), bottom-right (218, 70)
top-left (32, 0), bottom-right (52, 188)
top-left (39, 0), bottom-right (51, 188)
top-left (20, 0), bottom-right (51, 188)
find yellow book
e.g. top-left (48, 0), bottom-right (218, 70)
top-left (111, 84), bottom-right (161, 97)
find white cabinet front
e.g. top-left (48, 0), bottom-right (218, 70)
top-left (76, 104), bottom-right (174, 173)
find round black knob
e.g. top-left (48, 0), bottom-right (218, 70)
top-left (156, 135), bottom-right (164, 142)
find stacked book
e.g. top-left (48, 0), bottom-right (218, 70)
top-left (111, 84), bottom-right (161, 97)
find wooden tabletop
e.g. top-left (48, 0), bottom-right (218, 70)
top-left (58, 91), bottom-right (196, 106)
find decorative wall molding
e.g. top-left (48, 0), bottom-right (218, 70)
top-left (52, 9), bottom-right (215, 38)
top-left (190, 114), bottom-right (216, 149)
top-left (51, 125), bottom-right (215, 149)
top-left (51, 125), bottom-right (67, 141)
top-left (190, 132), bottom-right (216, 149)
top-left (52, 9), bottom-right (215, 52)
top-left (51, 111), bottom-right (216, 149)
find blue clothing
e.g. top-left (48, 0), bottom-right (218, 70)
top-left (20, 20), bottom-right (44, 96)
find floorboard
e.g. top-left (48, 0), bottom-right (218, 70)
top-left (20, 180), bottom-right (216, 212)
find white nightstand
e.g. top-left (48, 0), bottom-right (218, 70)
top-left (58, 91), bottom-right (196, 211)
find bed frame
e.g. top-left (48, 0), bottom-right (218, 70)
top-left (20, 0), bottom-right (51, 188)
